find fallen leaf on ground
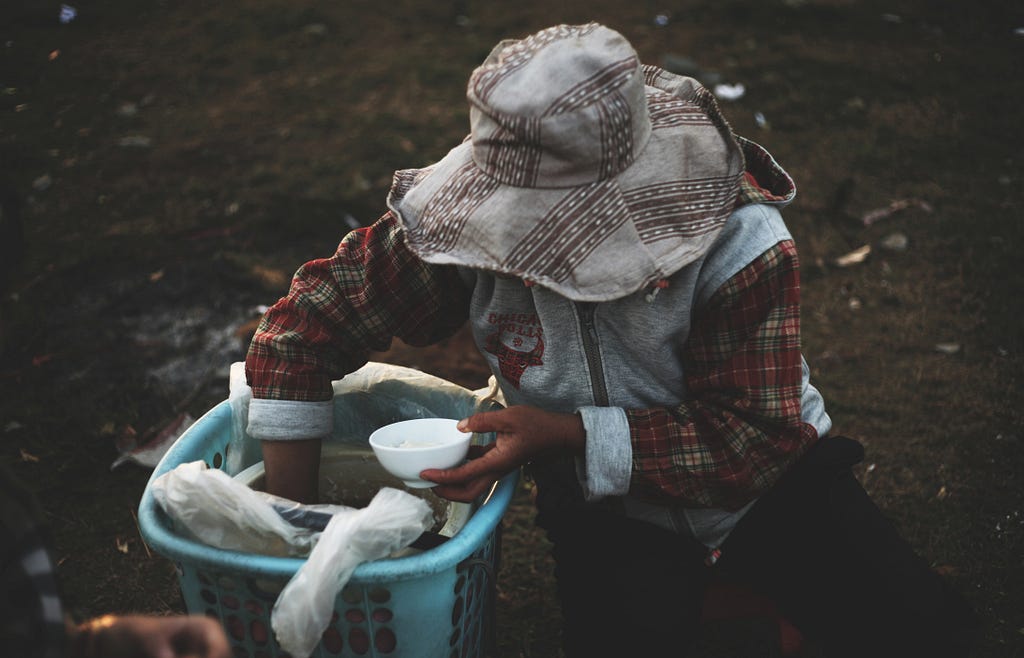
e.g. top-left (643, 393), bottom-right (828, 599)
top-left (117, 135), bottom-right (152, 148)
top-left (250, 264), bottom-right (290, 290)
top-left (861, 198), bottom-right (932, 226)
top-left (880, 232), bottom-right (909, 252)
top-left (111, 413), bottom-right (194, 470)
top-left (32, 353), bottom-right (56, 366)
top-left (114, 425), bottom-right (138, 454)
top-left (834, 244), bottom-right (871, 267)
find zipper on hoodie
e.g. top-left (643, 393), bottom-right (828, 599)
top-left (576, 302), bottom-right (610, 406)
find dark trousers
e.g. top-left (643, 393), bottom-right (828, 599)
top-left (532, 437), bottom-right (979, 657)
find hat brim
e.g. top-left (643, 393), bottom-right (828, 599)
top-left (387, 70), bottom-right (744, 302)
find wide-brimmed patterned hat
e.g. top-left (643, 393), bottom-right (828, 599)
top-left (386, 23), bottom-right (744, 302)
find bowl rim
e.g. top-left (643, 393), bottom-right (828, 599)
top-left (368, 417), bottom-right (468, 452)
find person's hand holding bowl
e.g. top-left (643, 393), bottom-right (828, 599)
top-left (369, 418), bottom-right (471, 488)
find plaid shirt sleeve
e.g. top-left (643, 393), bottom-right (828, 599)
top-left (245, 211), bottom-right (471, 401)
top-left (625, 240), bottom-right (819, 510)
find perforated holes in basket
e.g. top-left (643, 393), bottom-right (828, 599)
top-left (225, 615), bottom-right (245, 642)
top-left (363, 607), bottom-right (396, 654)
top-left (341, 585), bottom-right (362, 605)
top-left (375, 628), bottom-right (397, 653)
top-left (349, 628), bottom-right (370, 655)
top-left (249, 619), bottom-right (269, 645)
top-left (212, 576), bottom-right (238, 610)
top-left (322, 627), bottom-right (344, 654)
top-left (450, 573), bottom-right (467, 648)
top-left (368, 586), bottom-right (391, 604)
top-left (333, 586), bottom-right (398, 655)
top-left (451, 596), bottom-right (464, 627)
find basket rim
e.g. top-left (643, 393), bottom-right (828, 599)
top-left (137, 401), bottom-right (517, 583)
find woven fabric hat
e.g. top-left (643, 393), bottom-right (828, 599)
top-left (387, 23), bottom-right (745, 302)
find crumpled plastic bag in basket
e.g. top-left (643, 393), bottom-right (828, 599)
top-left (151, 460), bottom-right (358, 557)
top-left (151, 461), bottom-right (434, 657)
top-left (272, 487), bottom-right (434, 657)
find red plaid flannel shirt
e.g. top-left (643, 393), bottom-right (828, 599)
top-left (247, 214), bottom-right (815, 509)
top-left (246, 216), bottom-right (470, 402)
top-left (248, 150), bottom-right (815, 508)
top-left (626, 240), bottom-right (817, 509)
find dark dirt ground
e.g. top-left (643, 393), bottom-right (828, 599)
top-left (2, 0), bottom-right (1023, 656)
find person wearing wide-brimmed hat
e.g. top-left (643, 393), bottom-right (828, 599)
top-left (245, 23), bottom-right (976, 657)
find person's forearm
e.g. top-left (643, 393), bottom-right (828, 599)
top-left (261, 438), bottom-right (322, 503)
top-left (245, 398), bottom-right (327, 503)
top-left (243, 213), bottom-right (473, 506)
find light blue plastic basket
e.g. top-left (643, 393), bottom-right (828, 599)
top-left (138, 374), bottom-right (516, 658)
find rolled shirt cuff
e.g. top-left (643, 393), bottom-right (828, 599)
top-left (247, 398), bottom-right (334, 440)
top-left (575, 405), bottom-right (632, 500)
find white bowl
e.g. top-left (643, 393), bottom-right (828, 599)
top-left (368, 418), bottom-right (470, 488)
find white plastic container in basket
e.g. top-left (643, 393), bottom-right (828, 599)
top-left (138, 363), bottom-right (515, 658)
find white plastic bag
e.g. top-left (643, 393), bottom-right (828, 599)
top-left (271, 487), bottom-right (434, 658)
top-left (227, 361), bottom-right (262, 474)
top-left (150, 461), bottom-right (352, 557)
